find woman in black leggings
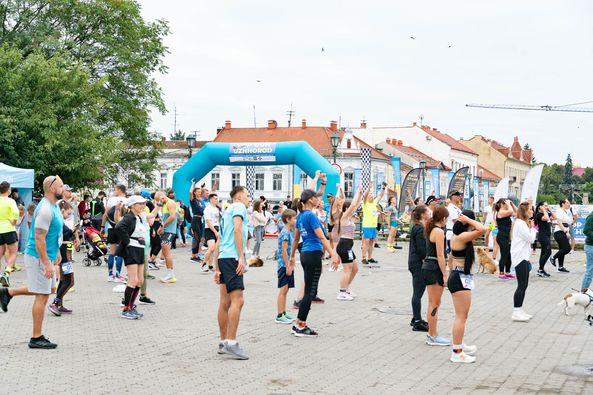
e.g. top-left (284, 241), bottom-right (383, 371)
top-left (494, 199), bottom-right (516, 279)
top-left (551, 199), bottom-right (572, 273)
top-left (510, 202), bottom-right (536, 322)
top-left (189, 185), bottom-right (205, 263)
top-left (535, 202), bottom-right (553, 277)
top-left (48, 201), bottom-right (76, 316)
top-left (407, 205), bottom-right (430, 332)
top-left (289, 189), bottom-right (338, 337)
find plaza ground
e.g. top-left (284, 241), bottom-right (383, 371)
top-left (1, 240), bottom-right (593, 394)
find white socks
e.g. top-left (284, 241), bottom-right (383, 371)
top-left (226, 339), bottom-right (237, 346)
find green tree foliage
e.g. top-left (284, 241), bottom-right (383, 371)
top-left (170, 130), bottom-right (186, 141)
top-left (539, 164), bottom-right (564, 203)
top-left (0, 0), bottom-right (169, 188)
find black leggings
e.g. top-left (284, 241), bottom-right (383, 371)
top-left (538, 237), bottom-right (552, 271)
top-left (297, 250), bottom-right (323, 322)
top-left (553, 231), bottom-right (571, 268)
top-left (56, 272), bottom-right (74, 301)
top-left (410, 267), bottom-right (426, 321)
top-left (150, 235), bottom-right (161, 258)
top-left (179, 224), bottom-right (186, 244)
top-left (513, 260), bottom-right (530, 308)
top-left (191, 216), bottom-right (203, 254)
top-left (498, 234), bottom-right (511, 273)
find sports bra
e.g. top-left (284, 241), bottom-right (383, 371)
top-left (451, 246), bottom-right (468, 259)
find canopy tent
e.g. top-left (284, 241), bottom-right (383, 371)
top-left (0, 162), bottom-right (35, 205)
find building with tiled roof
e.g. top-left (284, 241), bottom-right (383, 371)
top-left (155, 137), bottom-right (209, 189)
top-left (460, 135), bottom-right (533, 198)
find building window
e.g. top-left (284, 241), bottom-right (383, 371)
top-left (347, 139), bottom-right (352, 149)
top-left (255, 173), bottom-right (265, 191)
top-left (160, 172), bottom-right (167, 189)
top-left (211, 173), bottom-right (220, 190)
top-left (344, 172), bottom-right (354, 198)
top-left (231, 173), bottom-right (241, 188)
top-left (272, 173), bottom-right (282, 191)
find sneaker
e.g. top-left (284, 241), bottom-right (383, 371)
top-left (387, 246), bottom-right (396, 253)
top-left (139, 296), bottom-right (156, 305)
top-left (148, 261), bottom-right (159, 270)
top-left (557, 267), bottom-right (570, 273)
top-left (224, 342), bottom-right (249, 360)
top-left (275, 314), bottom-right (293, 324)
top-left (283, 312), bottom-right (295, 321)
top-left (156, 259), bottom-right (166, 267)
top-left (312, 296), bottom-right (325, 304)
top-left (374, 243), bottom-right (380, 248)
top-left (121, 309), bottom-right (138, 320)
top-left (549, 256), bottom-right (557, 267)
top-left (292, 300), bottom-right (301, 309)
top-left (450, 351), bottom-right (476, 364)
top-left (189, 257), bottom-right (201, 263)
top-left (58, 306), bottom-right (72, 314)
top-left (346, 289), bottom-right (357, 298)
top-left (412, 320), bottom-right (429, 332)
top-left (0, 287), bottom-right (12, 312)
top-left (362, 259), bottom-right (369, 266)
top-left (112, 276), bottom-right (122, 283)
top-left (107, 274), bottom-right (114, 282)
top-left (462, 344), bottom-right (478, 356)
top-left (14, 264), bottom-right (23, 271)
top-left (28, 335), bottom-right (57, 349)
top-left (4, 266), bottom-right (14, 274)
top-left (505, 273), bottom-right (516, 279)
top-left (498, 274), bottom-right (509, 280)
top-left (368, 258), bottom-right (378, 264)
top-left (146, 274), bottom-right (155, 280)
top-left (426, 335), bottom-right (451, 346)
top-left (537, 270), bottom-right (551, 278)
top-left (291, 325), bottom-right (318, 337)
top-left (201, 263), bottom-right (210, 273)
top-left (0, 274), bottom-right (9, 287)
top-left (337, 291), bottom-right (355, 301)
top-left (520, 310), bottom-right (533, 319)
top-left (245, 249), bottom-right (253, 254)
top-left (130, 307), bottom-right (143, 318)
top-left (511, 311), bottom-right (530, 322)
top-left (217, 342), bottom-right (226, 355)
top-left (48, 303), bottom-right (61, 317)
top-left (160, 274), bottom-right (177, 283)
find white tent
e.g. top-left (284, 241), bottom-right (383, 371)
top-left (0, 162), bottom-right (35, 205)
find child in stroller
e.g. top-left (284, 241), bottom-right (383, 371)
top-left (81, 210), bottom-right (108, 266)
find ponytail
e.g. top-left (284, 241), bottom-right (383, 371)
top-left (425, 206), bottom-right (449, 238)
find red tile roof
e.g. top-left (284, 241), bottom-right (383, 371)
top-left (385, 140), bottom-right (451, 170)
top-left (420, 125), bottom-right (476, 155)
top-left (162, 139), bottom-right (208, 149)
top-left (477, 165), bottom-right (501, 181)
top-left (213, 123), bottom-right (391, 160)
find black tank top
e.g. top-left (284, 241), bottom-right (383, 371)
top-left (425, 226), bottom-right (443, 259)
top-left (497, 216), bottom-right (512, 237)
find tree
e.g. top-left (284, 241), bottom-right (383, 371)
top-left (539, 164), bottom-right (564, 203)
top-left (170, 130), bottom-right (186, 141)
top-left (0, 0), bottom-right (169, 188)
top-left (523, 143), bottom-right (536, 164)
top-left (564, 154), bottom-right (574, 200)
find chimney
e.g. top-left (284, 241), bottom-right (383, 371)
top-left (225, 120), bottom-right (231, 129)
top-left (514, 136), bottom-right (519, 142)
top-left (301, 119), bottom-right (307, 129)
top-left (361, 120), bottom-right (367, 129)
top-left (268, 120), bottom-right (277, 129)
top-left (161, 136), bottom-right (166, 142)
top-left (216, 127), bottom-right (223, 134)
top-left (412, 122), bottom-right (417, 127)
top-left (330, 120), bottom-right (337, 131)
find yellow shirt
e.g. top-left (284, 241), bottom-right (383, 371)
top-left (362, 199), bottom-right (379, 228)
top-left (0, 196), bottom-right (19, 234)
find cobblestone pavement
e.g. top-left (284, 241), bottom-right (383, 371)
top-left (1, 240), bottom-right (593, 394)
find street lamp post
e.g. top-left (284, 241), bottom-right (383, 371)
top-left (330, 131), bottom-right (340, 164)
top-left (419, 160), bottom-right (427, 203)
top-left (186, 135), bottom-right (196, 158)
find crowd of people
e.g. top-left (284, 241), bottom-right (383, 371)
top-left (1, 173), bottom-right (593, 364)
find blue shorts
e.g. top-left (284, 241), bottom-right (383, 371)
top-left (277, 267), bottom-right (295, 289)
top-left (492, 228), bottom-right (499, 237)
top-left (362, 227), bottom-right (377, 239)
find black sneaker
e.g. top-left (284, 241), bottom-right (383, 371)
top-left (557, 267), bottom-right (570, 273)
top-left (189, 257), bottom-right (200, 263)
top-left (0, 287), bottom-right (12, 312)
top-left (368, 258), bottom-right (378, 264)
top-left (291, 325), bottom-right (318, 337)
top-left (362, 259), bottom-right (369, 266)
top-left (549, 256), bottom-right (556, 267)
top-left (292, 299), bottom-right (301, 309)
top-left (312, 296), bottom-right (325, 304)
top-left (28, 335), bottom-right (57, 349)
top-left (374, 243), bottom-right (380, 248)
top-left (537, 270), bottom-right (551, 278)
top-left (409, 318), bottom-right (415, 326)
top-left (139, 296), bottom-right (156, 305)
top-left (412, 320), bottom-right (429, 332)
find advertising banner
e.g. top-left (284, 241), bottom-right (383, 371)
top-left (229, 143), bottom-right (276, 162)
top-left (397, 168), bottom-right (421, 216)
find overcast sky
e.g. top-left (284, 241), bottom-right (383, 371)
top-left (141, 1), bottom-right (593, 166)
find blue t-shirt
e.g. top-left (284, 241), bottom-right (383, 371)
top-left (219, 202), bottom-right (248, 260)
top-left (296, 210), bottom-right (323, 252)
top-left (26, 198), bottom-right (64, 261)
top-left (275, 213), bottom-right (284, 232)
top-left (277, 227), bottom-right (293, 269)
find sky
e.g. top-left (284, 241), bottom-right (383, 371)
top-left (141, 1), bottom-right (593, 166)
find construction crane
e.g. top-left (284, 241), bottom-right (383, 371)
top-left (466, 100), bottom-right (593, 113)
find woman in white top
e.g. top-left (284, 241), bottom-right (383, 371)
top-left (203, 194), bottom-right (221, 272)
top-left (550, 199), bottom-right (572, 273)
top-left (251, 200), bottom-right (267, 257)
top-left (482, 196), bottom-right (495, 250)
top-left (510, 202), bottom-right (537, 322)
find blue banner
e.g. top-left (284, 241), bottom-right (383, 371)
top-left (376, 172), bottom-right (385, 195)
top-left (431, 168), bottom-right (440, 197)
top-left (353, 168), bottom-right (362, 194)
top-left (473, 176), bottom-right (480, 212)
top-left (391, 158), bottom-right (401, 209)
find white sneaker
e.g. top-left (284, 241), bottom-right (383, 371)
top-left (450, 351), bottom-right (476, 363)
top-left (108, 275), bottom-right (114, 282)
top-left (521, 310), bottom-right (533, 320)
top-left (201, 264), bottom-right (210, 273)
top-left (462, 344), bottom-right (477, 356)
top-left (157, 259), bottom-right (166, 267)
top-left (512, 311), bottom-right (530, 322)
top-left (346, 289), bottom-right (357, 298)
top-left (245, 249), bottom-right (252, 254)
top-left (112, 276), bottom-right (122, 283)
top-left (337, 291), bottom-right (354, 301)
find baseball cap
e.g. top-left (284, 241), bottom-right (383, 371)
top-left (126, 195), bottom-right (146, 207)
top-left (425, 195), bottom-right (439, 205)
top-left (300, 189), bottom-right (323, 203)
top-left (140, 189), bottom-right (152, 199)
top-left (63, 184), bottom-right (73, 191)
top-left (449, 191), bottom-right (462, 197)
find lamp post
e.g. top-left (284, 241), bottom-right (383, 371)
top-left (330, 131), bottom-right (340, 164)
top-left (419, 160), bottom-right (427, 203)
top-left (186, 135), bottom-right (196, 158)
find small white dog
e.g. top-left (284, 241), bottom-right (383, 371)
top-left (559, 289), bottom-right (593, 319)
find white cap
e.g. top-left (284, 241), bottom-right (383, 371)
top-left (126, 195), bottom-right (146, 207)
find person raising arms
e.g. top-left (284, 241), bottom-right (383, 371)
top-left (494, 198), bottom-right (517, 279)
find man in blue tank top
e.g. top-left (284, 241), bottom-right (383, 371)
top-left (0, 175), bottom-right (65, 349)
top-left (154, 191), bottom-right (178, 283)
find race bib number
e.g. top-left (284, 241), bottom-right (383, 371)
top-left (459, 273), bottom-right (474, 290)
top-left (61, 261), bottom-right (74, 275)
top-left (348, 250), bottom-right (354, 261)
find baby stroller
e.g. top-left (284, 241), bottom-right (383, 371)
top-left (82, 226), bottom-right (108, 266)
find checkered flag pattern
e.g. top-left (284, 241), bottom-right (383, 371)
top-left (246, 166), bottom-right (255, 198)
top-left (361, 147), bottom-right (371, 191)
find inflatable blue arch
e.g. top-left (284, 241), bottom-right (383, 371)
top-left (173, 141), bottom-right (339, 206)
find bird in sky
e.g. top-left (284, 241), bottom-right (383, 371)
top-left (448, 45), bottom-right (452, 48)
top-left (321, 47), bottom-right (325, 52)
top-left (256, 80), bottom-right (261, 82)
top-left (409, 36), bottom-right (415, 40)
